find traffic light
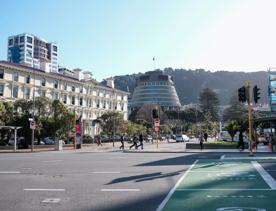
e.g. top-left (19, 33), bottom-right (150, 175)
top-left (238, 86), bottom-right (246, 102)
top-left (253, 85), bottom-right (260, 103)
top-left (152, 109), bottom-right (159, 119)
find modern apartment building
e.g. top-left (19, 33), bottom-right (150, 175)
top-left (131, 70), bottom-right (181, 110)
top-left (0, 61), bottom-right (128, 136)
top-left (7, 33), bottom-right (58, 73)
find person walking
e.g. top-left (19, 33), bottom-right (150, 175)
top-left (96, 135), bottom-right (102, 146)
top-left (199, 134), bottom-right (204, 150)
top-left (237, 131), bottom-right (245, 151)
top-left (119, 134), bottom-right (125, 150)
top-left (130, 135), bottom-right (138, 149)
top-left (204, 132), bottom-right (208, 142)
top-left (137, 134), bottom-right (144, 149)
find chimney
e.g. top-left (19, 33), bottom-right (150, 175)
top-left (83, 71), bottom-right (92, 81)
top-left (106, 77), bottom-right (114, 89)
top-left (73, 68), bottom-right (82, 80)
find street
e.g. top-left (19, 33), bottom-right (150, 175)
top-left (1, 148), bottom-right (276, 211)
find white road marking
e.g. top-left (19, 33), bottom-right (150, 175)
top-left (41, 198), bottom-right (61, 203)
top-left (176, 188), bottom-right (272, 191)
top-left (92, 171), bottom-right (120, 174)
top-left (0, 171), bottom-right (21, 174)
top-left (101, 189), bottom-right (140, 192)
top-left (24, 188), bottom-right (65, 191)
top-left (252, 161), bottom-right (276, 190)
top-left (224, 157), bottom-right (276, 160)
top-left (155, 160), bottom-right (198, 211)
top-left (43, 160), bottom-right (63, 163)
top-left (220, 154), bottom-right (226, 160)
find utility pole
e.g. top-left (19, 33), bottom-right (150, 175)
top-left (246, 80), bottom-right (254, 157)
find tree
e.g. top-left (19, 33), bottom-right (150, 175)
top-left (225, 120), bottom-right (240, 142)
top-left (97, 111), bottom-right (125, 135)
top-left (199, 88), bottom-right (220, 121)
top-left (222, 94), bottom-right (247, 122)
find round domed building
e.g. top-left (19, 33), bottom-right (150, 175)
top-left (131, 70), bottom-right (181, 111)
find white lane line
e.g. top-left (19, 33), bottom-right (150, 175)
top-left (176, 188), bottom-right (272, 191)
top-left (41, 198), bottom-right (61, 203)
top-left (24, 188), bottom-right (65, 191)
top-left (220, 154), bottom-right (226, 160)
top-left (224, 157), bottom-right (276, 160)
top-left (0, 171), bottom-right (21, 174)
top-left (190, 170), bottom-right (250, 173)
top-left (92, 171), bottom-right (120, 174)
top-left (43, 160), bottom-right (63, 163)
top-left (252, 161), bottom-right (276, 190)
top-left (155, 160), bottom-right (198, 211)
top-left (101, 189), bottom-right (140, 192)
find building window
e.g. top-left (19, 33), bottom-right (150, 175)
top-left (63, 94), bottom-right (67, 104)
top-left (27, 36), bottom-right (32, 44)
top-left (0, 69), bottom-right (4, 79)
top-left (8, 39), bottom-right (13, 46)
top-left (27, 44), bottom-right (33, 49)
top-left (20, 36), bottom-right (25, 43)
top-left (12, 86), bottom-right (18, 98)
top-left (72, 85), bottom-right (75, 92)
top-left (41, 90), bottom-right (46, 97)
top-left (71, 96), bottom-right (75, 105)
top-left (0, 84), bottom-right (4, 96)
top-left (80, 97), bottom-right (83, 106)
top-left (25, 75), bottom-right (30, 84)
top-left (54, 80), bottom-right (58, 89)
top-left (80, 86), bottom-right (83, 93)
top-left (64, 83), bottom-right (67, 90)
top-left (41, 78), bottom-right (46, 86)
top-left (53, 46), bottom-right (57, 52)
top-left (13, 72), bottom-right (19, 82)
top-left (24, 88), bottom-right (30, 99)
top-left (97, 100), bottom-right (99, 108)
top-left (53, 53), bottom-right (57, 56)
top-left (15, 37), bottom-right (19, 45)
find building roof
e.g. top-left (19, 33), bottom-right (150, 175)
top-left (0, 61), bottom-right (129, 95)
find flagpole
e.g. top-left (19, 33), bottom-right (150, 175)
top-left (74, 109), bottom-right (76, 149)
top-left (153, 57), bottom-right (156, 70)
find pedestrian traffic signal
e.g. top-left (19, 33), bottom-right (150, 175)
top-left (253, 85), bottom-right (260, 103)
top-left (152, 109), bottom-right (159, 119)
top-left (238, 86), bottom-right (246, 102)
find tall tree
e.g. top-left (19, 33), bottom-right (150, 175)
top-left (222, 94), bottom-right (247, 122)
top-left (199, 88), bottom-right (220, 121)
top-left (97, 111), bottom-right (125, 135)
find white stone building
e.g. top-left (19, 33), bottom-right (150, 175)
top-left (0, 61), bottom-right (128, 136)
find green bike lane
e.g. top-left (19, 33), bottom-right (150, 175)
top-left (157, 160), bottom-right (276, 211)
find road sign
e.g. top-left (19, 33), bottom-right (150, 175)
top-left (30, 121), bottom-right (36, 130)
top-left (154, 119), bottom-right (160, 127)
top-left (154, 126), bottom-right (159, 132)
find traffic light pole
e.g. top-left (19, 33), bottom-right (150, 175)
top-left (246, 80), bottom-right (254, 157)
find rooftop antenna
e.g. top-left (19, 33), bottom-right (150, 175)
top-left (153, 57), bottom-right (156, 70)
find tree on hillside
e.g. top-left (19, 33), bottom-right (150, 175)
top-left (222, 94), bottom-right (247, 122)
top-left (199, 88), bottom-right (220, 121)
top-left (225, 120), bottom-right (240, 142)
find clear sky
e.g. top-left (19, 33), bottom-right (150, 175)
top-left (1, 0), bottom-right (276, 81)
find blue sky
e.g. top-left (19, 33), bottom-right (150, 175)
top-left (1, 0), bottom-right (276, 81)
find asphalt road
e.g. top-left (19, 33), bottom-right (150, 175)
top-left (1, 149), bottom-right (276, 211)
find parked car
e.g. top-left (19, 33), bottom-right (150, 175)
top-left (175, 134), bottom-right (190, 142)
top-left (82, 135), bottom-right (94, 144)
top-left (44, 137), bottom-right (54, 145)
top-left (145, 135), bottom-right (153, 142)
top-left (8, 137), bottom-right (25, 146)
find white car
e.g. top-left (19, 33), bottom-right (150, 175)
top-left (175, 134), bottom-right (190, 142)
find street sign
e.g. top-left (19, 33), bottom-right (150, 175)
top-left (154, 126), bottom-right (159, 132)
top-left (30, 121), bottom-right (36, 130)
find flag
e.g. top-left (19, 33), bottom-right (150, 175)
top-left (153, 57), bottom-right (155, 61)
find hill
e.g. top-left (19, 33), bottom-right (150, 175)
top-left (112, 68), bottom-right (269, 105)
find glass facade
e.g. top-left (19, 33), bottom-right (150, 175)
top-left (131, 70), bottom-right (181, 109)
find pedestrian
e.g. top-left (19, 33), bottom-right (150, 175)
top-left (97, 135), bottom-right (102, 146)
top-left (237, 131), bottom-right (245, 151)
top-left (270, 136), bottom-right (275, 152)
top-left (130, 135), bottom-right (138, 149)
top-left (137, 134), bottom-right (144, 149)
top-left (120, 134), bottom-right (125, 150)
top-left (204, 132), bottom-right (208, 142)
top-left (199, 134), bottom-right (204, 150)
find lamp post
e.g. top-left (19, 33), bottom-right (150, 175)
top-left (31, 59), bottom-right (36, 152)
